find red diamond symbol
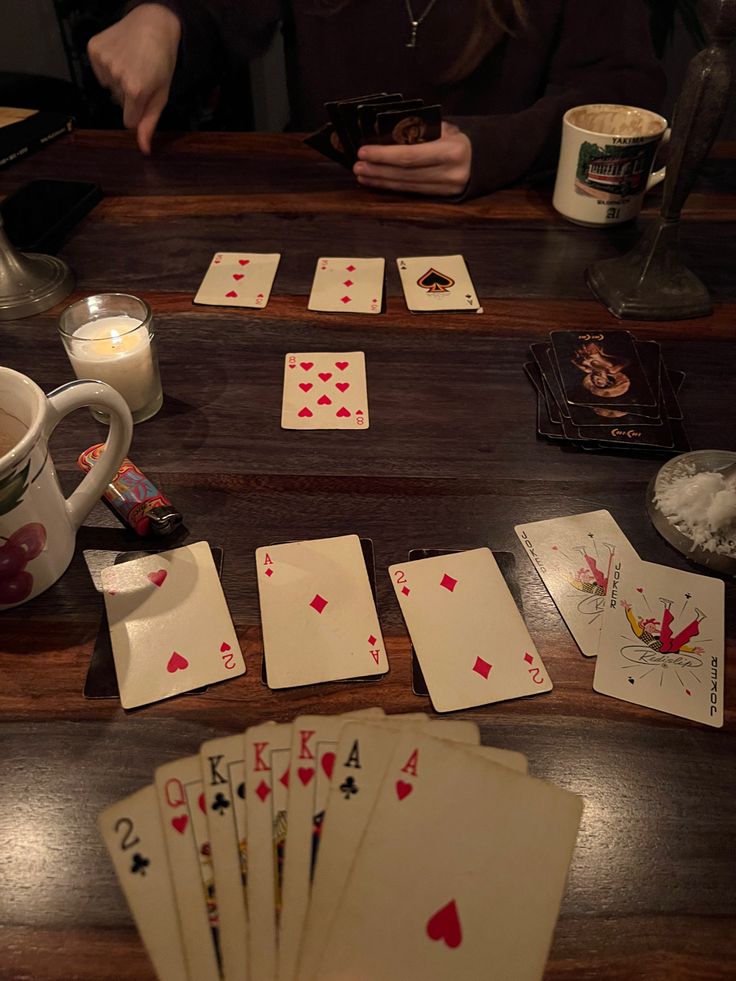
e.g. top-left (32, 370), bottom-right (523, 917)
top-left (343, 279), bottom-right (354, 287)
top-left (265, 568), bottom-right (273, 577)
top-left (440, 574), bottom-right (458, 592)
top-left (340, 295), bottom-right (352, 304)
top-left (473, 657), bottom-right (492, 679)
top-left (310, 594), bottom-right (328, 614)
top-left (401, 586), bottom-right (410, 596)
top-left (279, 767), bottom-right (290, 788)
top-left (346, 264), bottom-right (356, 271)
top-left (256, 780), bottom-right (271, 802)
top-left (368, 634), bottom-right (377, 645)
top-left (524, 652), bottom-right (533, 664)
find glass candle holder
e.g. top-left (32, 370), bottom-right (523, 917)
top-left (59, 293), bottom-right (163, 424)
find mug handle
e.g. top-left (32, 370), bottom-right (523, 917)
top-left (45, 380), bottom-right (133, 530)
top-left (646, 127), bottom-right (671, 191)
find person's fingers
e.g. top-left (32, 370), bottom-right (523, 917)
top-left (135, 88), bottom-right (168, 155)
top-left (354, 160), bottom-right (463, 185)
top-left (355, 175), bottom-right (463, 197)
top-left (357, 139), bottom-right (456, 168)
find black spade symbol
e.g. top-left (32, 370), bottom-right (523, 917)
top-left (417, 268), bottom-right (455, 294)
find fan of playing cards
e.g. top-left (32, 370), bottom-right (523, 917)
top-left (100, 710), bottom-right (583, 981)
top-left (525, 329), bottom-right (690, 453)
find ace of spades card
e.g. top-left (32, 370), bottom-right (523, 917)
top-left (396, 255), bottom-right (480, 312)
top-left (281, 352), bottom-right (369, 430)
top-left (102, 541), bottom-right (244, 709)
top-left (255, 534), bottom-right (388, 688)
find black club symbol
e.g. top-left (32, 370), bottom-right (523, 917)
top-left (131, 853), bottom-right (150, 876)
top-left (237, 782), bottom-right (245, 800)
top-left (339, 776), bottom-right (359, 800)
top-left (212, 792), bottom-right (231, 815)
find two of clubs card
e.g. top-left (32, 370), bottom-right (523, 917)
top-left (99, 709), bottom-right (584, 981)
top-left (515, 510), bottom-right (725, 727)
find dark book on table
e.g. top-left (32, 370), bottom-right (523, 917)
top-left (0, 107), bottom-right (73, 168)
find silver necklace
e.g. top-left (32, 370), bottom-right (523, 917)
top-left (403, 0), bottom-right (441, 48)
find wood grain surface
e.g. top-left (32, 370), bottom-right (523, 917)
top-left (1, 131), bottom-right (735, 981)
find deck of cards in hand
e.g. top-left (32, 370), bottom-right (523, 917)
top-left (99, 710), bottom-right (583, 981)
top-left (525, 329), bottom-right (689, 453)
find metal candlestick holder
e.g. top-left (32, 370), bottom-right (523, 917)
top-left (0, 214), bottom-right (74, 321)
top-left (586, 0), bottom-right (736, 320)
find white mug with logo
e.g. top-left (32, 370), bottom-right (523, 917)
top-left (553, 104), bottom-right (669, 226)
top-left (0, 367), bottom-right (133, 609)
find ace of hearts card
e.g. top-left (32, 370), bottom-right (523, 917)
top-left (281, 352), bottom-right (369, 430)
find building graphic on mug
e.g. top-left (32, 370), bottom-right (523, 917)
top-left (575, 141), bottom-right (657, 199)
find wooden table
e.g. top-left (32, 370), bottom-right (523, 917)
top-left (1, 131), bottom-right (735, 980)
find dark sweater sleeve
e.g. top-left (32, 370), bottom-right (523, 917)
top-left (454, 0), bottom-right (666, 199)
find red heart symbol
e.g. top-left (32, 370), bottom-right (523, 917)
top-left (298, 407), bottom-right (313, 418)
top-left (336, 407), bottom-right (351, 418)
top-left (220, 642), bottom-right (231, 652)
top-left (298, 766), bottom-right (315, 786)
top-left (335, 361), bottom-right (349, 370)
top-left (395, 780), bottom-right (413, 801)
top-left (226, 290), bottom-right (238, 298)
top-left (288, 363), bottom-right (296, 369)
top-left (299, 382), bottom-right (313, 392)
top-left (636, 587), bottom-right (644, 593)
top-left (335, 382), bottom-right (350, 392)
top-left (167, 651), bottom-right (189, 673)
top-left (355, 410), bottom-right (364, 415)
top-left (321, 752), bottom-right (335, 779)
top-left (318, 372), bottom-right (332, 381)
top-left (426, 900), bottom-right (462, 949)
top-left (238, 259), bottom-right (250, 266)
top-left (148, 570), bottom-right (167, 587)
top-left (317, 394), bottom-right (332, 405)
top-left (198, 792), bottom-right (206, 814)
top-left (172, 815), bottom-right (188, 834)
top-left (300, 362), bottom-right (314, 371)
top-left (233, 273), bottom-right (244, 280)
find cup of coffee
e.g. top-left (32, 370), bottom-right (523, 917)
top-left (553, 104), bottom-right (669, 226)
top-left (0, 367), bottom-right (133, 609)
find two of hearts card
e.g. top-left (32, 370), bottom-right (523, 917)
top-left (525, 330), bottom-right (689, 454)
top-left (515, 510), bottom-right (725, 727)
top-left (100, 709), bottom-right (583, 981)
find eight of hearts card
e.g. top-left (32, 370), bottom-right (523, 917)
top-left (594, 557), bottom-right (725, 727)
top-left (307, 257), bottom-right (384, 313)
top-left (282, 352), bottom-right (369, 430)
top-left (193, 252), bottom-right (281, 308)
top-left (255, 534), bottom-right (388, 688)
top-left (101, 541), bottom-right (244, 709)
top-left (396, 255), bottom-right (480, 312)
top-left (389, 547), bottom-right (552, 712)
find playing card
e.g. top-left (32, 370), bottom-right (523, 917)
top-left (277, 710), bottom-right (384, 981)
top-left (325, 93), bottom-right (387, 161)
top-left (550, 330), bottom-right (656, 408)
top-left (389, 547), bottom-right (551, 712)
top-left (358, 97), bottom-right (421, 143)
top-left (155, 757), bottom-right (221, 981)
top-left (245, 722), bottom-right (291, 981)
top-left (307, 258), bottom-right (384, 315)
top-left (515, 510), bottom-right (640, 657)
top-left (99, 785), bottom-right (189, 981)
top-left (594, 556), bottom-right (725, 727)
top-left (194, 252), bottom-right (280, 309)
top-left (374, 103), bottom-right (442, 145)
top-left (310, 730), bottom-right (582, 981)
top-left (281, 352), bottom-right (369, 430)
top-left (200, 733), bottom-right (249, 981)
top-left (102, 541), bottom-right (244, 709)
top-left (255, 534), bottom-right (387, 688)
top-left (397, 255), bottom-right (480, 313)
top-left (302, 123), bottom-right (352, 168)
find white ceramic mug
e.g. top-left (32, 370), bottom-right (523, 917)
top-left (0, 367), bottom-right (133, 609)
top-left (553, 104), bottom-right (669, 226)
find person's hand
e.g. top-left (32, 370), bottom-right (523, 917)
top-left (353, 122), bottom-right (471, 197)
top-left (87, 4), bottom-right (181, 155)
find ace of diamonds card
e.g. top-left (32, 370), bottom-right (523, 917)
top-left (281, 352), bottom-right (369, 430)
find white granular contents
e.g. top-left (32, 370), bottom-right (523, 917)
top-left (655, 469), bottom-right (736, 555)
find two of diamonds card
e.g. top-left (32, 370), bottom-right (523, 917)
top-left (255, 534), bottom-right (388, 688)
top-left (102, 541), bottom-right (245, 709)
top-left (396, 255), bottom-right (480, 312)
top-left (194, 252), bottom-right (281, 308)
top-left (307, 257), bottom-right (384, 313)
top-left (281, 352), bottom-right (369, 429)
top-left (389, 547), bottom-right (552, 712)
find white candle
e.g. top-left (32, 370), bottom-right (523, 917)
top-left (67, 315), bottom-right (158, 413)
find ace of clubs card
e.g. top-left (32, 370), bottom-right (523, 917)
top-left (281, 352), bottom-right (369, 430)
top-left (389, 547), bottom-right (551, 712)
top-left (102, 541), bottom-right (244, 709)
top-left (594, 557), bottom-right (725, 727)
top-left (396, 254), bottom-right (480, 312)
top-left (255, 534), bottom-right (388, 688)
top-left (194, 252), bottom-right (280, 308)
top-left (307, 257), bottom-right (384, 314)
